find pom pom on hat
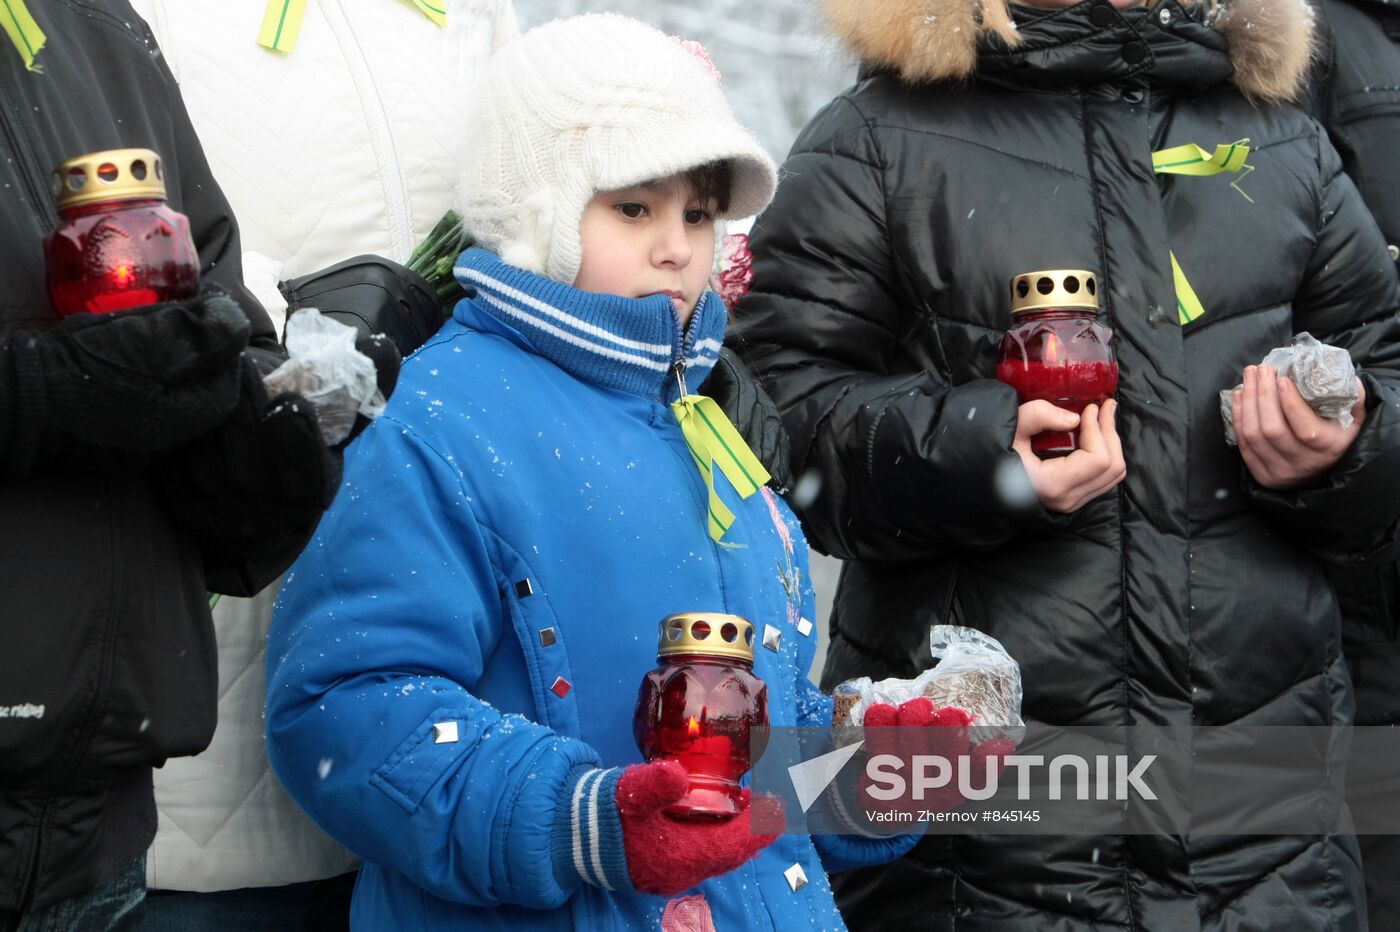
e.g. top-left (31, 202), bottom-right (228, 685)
top-left (457, 13), bottom-right (777, 285)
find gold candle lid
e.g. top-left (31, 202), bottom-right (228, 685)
top-left (1010, 269), bottom-right (1099, 315)
top-left (657, 612), bottom-right (755, 662)
top-left (53, 148), bottom-right (167, 210)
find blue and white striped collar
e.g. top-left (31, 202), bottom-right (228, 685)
top-left (453, 248), bottom-right (725, 403)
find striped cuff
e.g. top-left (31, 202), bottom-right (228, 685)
top-left (551, 765), bottom-right (632, 893)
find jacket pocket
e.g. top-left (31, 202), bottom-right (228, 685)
top-left (371, 707), bottom-right (486, 814)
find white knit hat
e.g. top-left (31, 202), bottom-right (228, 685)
top-left (457, 13), bottom-right (778, 285)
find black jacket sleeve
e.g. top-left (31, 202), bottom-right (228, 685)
top-left (1314, 2), bottom-right (1400, 262)
top-left (1243, 130), bottom-right (1400, 565)
top-left (729, 95), bottom-right (1060, 563)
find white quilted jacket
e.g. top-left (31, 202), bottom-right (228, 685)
top-left (129, 0), bottom-right (518, 892)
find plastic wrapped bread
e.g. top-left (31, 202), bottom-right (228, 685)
top-left (1220, 333), bottom-right (1360, 445)
top-left (832, 626), bottom-right (1024, 735)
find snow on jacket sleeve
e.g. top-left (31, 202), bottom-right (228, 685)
top-left (1243, 130), bottom-right (1400, 566)
top-left (730, 95), bottom-right (1063, 564)
top-left (265, 413), bottom-right (602, 908)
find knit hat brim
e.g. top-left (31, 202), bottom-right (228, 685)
top-left (459, 13), bottom-right (780, 285)
top-left (592, 121), bottom-right (777, 221)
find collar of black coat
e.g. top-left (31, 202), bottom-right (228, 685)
top-left (827, 0), bottom-right (1314, 103)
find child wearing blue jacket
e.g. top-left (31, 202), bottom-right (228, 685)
top-left (266, 14), bottom-right (915, 930)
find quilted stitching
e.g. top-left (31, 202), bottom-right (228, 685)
top-left (130, 0), bottom-right (484, 277)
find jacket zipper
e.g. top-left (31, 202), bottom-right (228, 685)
top-left (666, 303), bottom-right (701, 402)
top-left (660, 310), bottom-right (736, 608)
top-left (321, 0), bottom-right (414, 262)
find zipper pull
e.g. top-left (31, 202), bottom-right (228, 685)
top-left (672, 360), bottom-right (689, 402)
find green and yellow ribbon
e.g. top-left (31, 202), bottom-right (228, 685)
top-left (1168, 252), bottom-right (1206, 326)
top-left (671, 395), bottom-right (770, 541)
top-left (1, 0), bottom-right (46, 72)
top-left (1151, 142), bottom-right (1251, 177)
top-left (1150, 141), bottom-right (1254, 325)
top-left (259, 0), bottom-right (445, 54)
top-left (405, 0), bottom-right (447, 27)
top-left (258, 0), bottom-right (307, 52)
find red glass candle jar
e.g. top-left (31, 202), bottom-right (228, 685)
top-left (633, 613), bottom-right (769, 821)
top-left (995, 269), bottom-right (1118, 456)
top-left (45, 148), bottom-right (199, 317)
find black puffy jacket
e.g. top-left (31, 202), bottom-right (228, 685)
top-left (1307, 0), bottom-right (1400, 729)
top-left (0, 0), bottom-right (283, 912)
top-left (731, 0), bottom-right (1400, 928)
top-left (1304, 1), bottom-right (1400, 927)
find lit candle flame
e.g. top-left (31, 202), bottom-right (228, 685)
top-left (687, 716), bottom-right (700, 737)
top-left (1043, 331), bottom-right (1061, 365)
top-left (112, 264), bottom-right (134, 288)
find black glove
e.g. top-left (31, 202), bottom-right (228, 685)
top-left (699, 348), bottom-right (793, 493)
top-left (279, 255), bottom-right (443, 358)
top-left (157, 356), bottom-right (343, 596)
top-left (344, 331), bottom-right (402, 447)
top-left (157, 323), bottom-right (401, 594)
top-left (1, 293), bottom-right (250, 478)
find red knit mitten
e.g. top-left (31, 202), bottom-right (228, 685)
top-left (860, 699), bottom-right (1011, 815)
top-left (617, 760), bottom-right (781, 897)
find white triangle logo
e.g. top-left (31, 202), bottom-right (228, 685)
top-left (787, 740), bottom-right (865, 813)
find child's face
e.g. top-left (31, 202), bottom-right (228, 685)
top-left (573, 173), bottom-right (718, 327)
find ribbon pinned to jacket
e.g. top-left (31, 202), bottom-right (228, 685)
top-left (259, 0), bottom-right (445, 53)
top-left (670, 395), bottom-right (770, 541)
top-left (1151, 142), bottom-right (1250, 176)
top-left (405, 0), bottom-right (447, 27)
top-left (1, 0), bottom-right (46, 72)
top-left (1169, 252), bottom-right (1206, 326)
top-left (1151, 141), bottom-right (1254, 325)
top-left (258, 0), bottom-right (307, 52)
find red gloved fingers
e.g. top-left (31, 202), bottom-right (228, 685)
top-left (922, 704), bottom-right (972, 764)
top-left (616, 760), bottom-right (689, 819)
top-left (858, 703), bottom-right (901, 813)
top-left (624, 784), bottom-right (781, 897)
top-left (895, 698), bottom-right (937, 760)
top-left (897, 698), bottom-right (937, 724)
top-left (861, 702), bottom-right (899, 757)
top-left (859, 701), bottom-right (985, 815)
top-left (917, 704), bottom-right (971, 813)
top-left (929, 706), bottom-right (973, 727)
top-left (966, 736), bottom-right (1016, 793)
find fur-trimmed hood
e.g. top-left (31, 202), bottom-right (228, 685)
top-left (824, 0), bottom-right (1315, 103)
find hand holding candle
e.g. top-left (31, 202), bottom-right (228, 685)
top-left (997, 270), bottom-right (1125, 512)
top-left (1013, 399), bottom-right (1126, 513)
top-left (614, 759), bottom-right (780, 896)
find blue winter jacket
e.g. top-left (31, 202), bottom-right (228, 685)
top-left (266, 249), bottom-right (913, 931)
